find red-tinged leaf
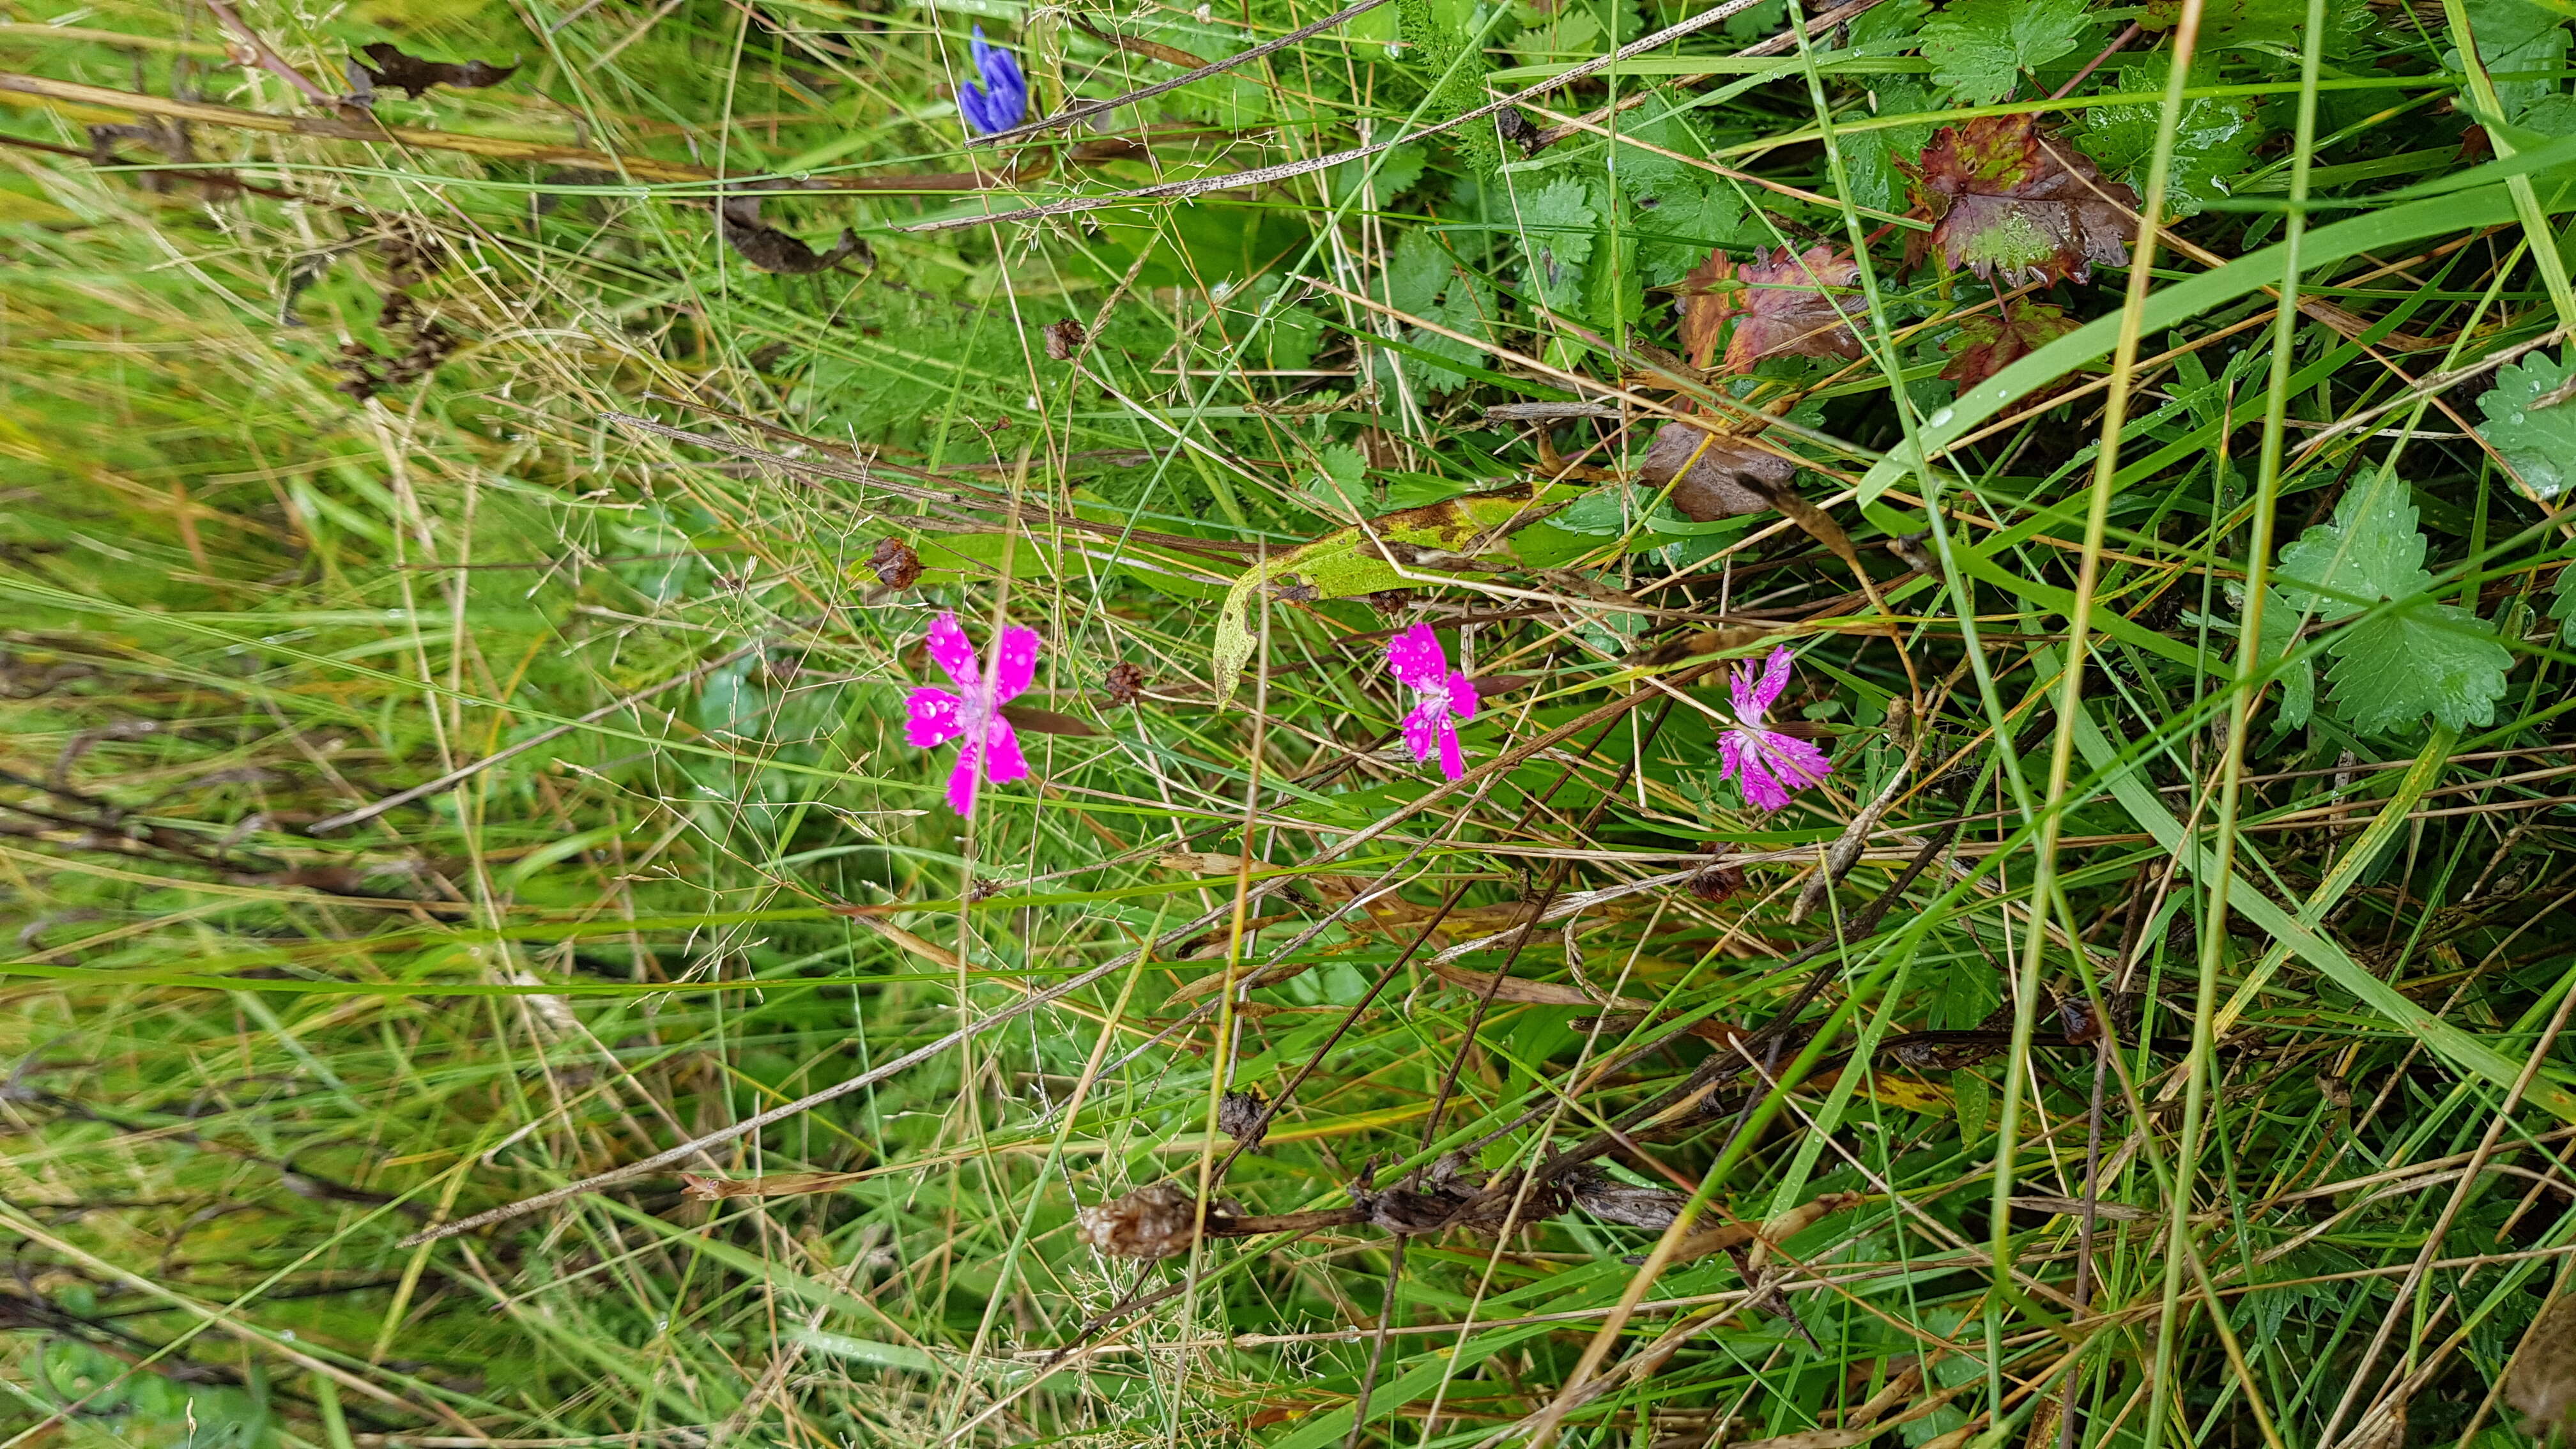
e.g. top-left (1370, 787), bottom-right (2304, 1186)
top-left (1912, 115), bottom-right (2138, 287)
top-left (1938, 299), bottom-right (2082, 387)
top-left (1680, 245), bottom-right (1866, 372)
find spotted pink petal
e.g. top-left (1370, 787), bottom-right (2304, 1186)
top-left (906, 687), bottom-right (967, 747)
top-left (1401, 698), bottom-right (1451, 767)
top-left (981, 712), bottom-right (1029, 785)
top-left (1731, 645), bottom-right (1795, 720)
top-left (1443, 670), bottom-right (1477, 722)
top-left (1436, 723), bottom-right (1465, 782)
top-left (1720, 726), bottom-right (1832, 812)
top-left (990, 625), bottom-right (1041, 704)
top-left (1758, 730), bottom-right (1833, 793)
top-left (1386, 624), bottom-right (1448, 689)
top-left (947, 747), bottom-right (982, 816)
top-left (925, 612), bottom-right (981, 691)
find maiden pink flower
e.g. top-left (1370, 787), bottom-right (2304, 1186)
top-left (1386, 624), bottom-right (1476, 781)
top-left (905, 611), bottom-right (1039, 816)
top-left (1719, 645), bottom-right (1832, 811)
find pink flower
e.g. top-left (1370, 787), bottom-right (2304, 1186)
top-left (1386, 624), bottom-right (1477, 781)
top-left (1719, 646), bottom-right (1832, 812)
top-left (905, 611), bottom-right (1039, 816)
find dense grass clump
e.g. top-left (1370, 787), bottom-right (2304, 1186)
top-left (8, 0), bottom-right (2576, 1443)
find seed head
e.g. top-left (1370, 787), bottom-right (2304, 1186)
top-left (1073, 1183), bottom-right (1203, 1261)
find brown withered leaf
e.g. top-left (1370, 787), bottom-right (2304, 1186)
top-left (868, 537), bottom-right (921, 589)
top-left (1912, 116), bottom-right (2137, 288)
top-left (995, 703), bottom-right (1098, 737)
top-left (1217, 1087), bottom-right (1271, 1151)
top-left (1075, 1183), bottom-right (1204, 1260)
top-left (1425, 958), bottom-right (1649, 1009)
top-left (1938, 299), bottom-right (2081, 388)
top-left (1637, 420), bottom-right (1797, 520)
top-left (678, 1171), bottom-right (866, 1200)
top-left (1565, 1167), bottom-right (1689, 1230)
top-left (1681, 246), bottom-right (1866, 373)
top-left (2508, 1295), bottom-right (2576, 1438)
top-left (357, 42), bottom-right (518, 99)
top-left (717, 197), bottom-right (867, 275)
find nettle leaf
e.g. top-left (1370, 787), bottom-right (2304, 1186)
top-left (2275, 474), bottom-right (2513, 733)
top-left (1912, 116), bottom-right (2138, 286)
top-left (1917, 0), bottom-right (2094, 105)
top-left (1679, 244), bottom-right (1866, 372)
top-left (2474, 348), bottom-right (2576, 499)
top-left (1938, 299), bottom-right (2078, 387)
top-left (1522, 176), bottom-right (1597, 310)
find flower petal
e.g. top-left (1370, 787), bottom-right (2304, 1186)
top-left (1400, 698), bottom-right (1447, 764)
top-left (1735, 747), bottom-right (1792, 812)
top-left (990, 625), bottom-right (1041, 703)
top-left (1717, 729), bottom-right (1748, 786)
top-left (1758, 730), bottom-right (1834, 792)
top-left (946, 747), bottom-right (981, 817)
top-left (1444, 670), bottom-right (1478, 721)
top-left (1386, 624), bottom-right (1448, 689)
top-left (1749, 646), bottom-right (1795, 714)
top-left (925, 612), bottom-right (981, 691)
top-left (983, 714), bottom-right (1029, 785)
top-left (1436, 721), bottom-right (1466, 782)
top-left (905, 687), bottom-right (967, 747)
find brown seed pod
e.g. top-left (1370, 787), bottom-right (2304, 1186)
top-left (1043, 319), bottom-right (1087, 360)
top-left (868, 537), bottom-right (921, 590)
top-left (2509, 1295), bottom-right (2576, 1439)
top-left (1216, 1087), bottom-right (1270, 1152)
top-left (1101, 661), bottom-right (1146, 706)
top-left (1073, 1183), bottom-right (1203, 1260)
top-left (1565, 1167), bottom-right (1689, 1232)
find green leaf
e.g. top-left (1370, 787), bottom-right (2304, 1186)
top-left (1841, 80), bottom-right (1938, 213)
top-left (1634, 180), bottom-right (1744, 286)
top-left (2074, 77), bottom-right (2264, 215)
top-left (2324, 602), bottom-right (2515, 732)
top-left (2255, 587), bottom-right (2317, 730)
top-left (2273, 473), bottom-right (2512, 733)
top-left (1917, 0), bottom-right (2094, 105)
top-left (1521, 176), bottom-right (1597, 309)
top-left (1409, 275), bottom-right (1498, 392)
top-left (1384, 228), bottom-right (1452, 318)
top-left (2447, 0), bottom-right (2572, 119)
top-left (2548, 558), bottom-right (2576, 645)
top-left (2474, 348), bottom-right (2576, 499)
top-left (2274, 473), bottom-right (2435, 622)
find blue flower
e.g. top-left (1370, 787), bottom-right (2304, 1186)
top-left (959, 26), bottom-right (1028, 137)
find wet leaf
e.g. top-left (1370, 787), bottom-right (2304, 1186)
top-left (1917, 0), bottom-right (2093, 105)
top-left (1912, 115), bottom-right (2138, 286)
top-left (1682, 245), bottom-right (1866, 372)
top-left (1938, 299), bottom-right (2080, 387)
top-left (2475, 348), bottom-right (2576, 498)
top-left (356, 42), bottom-right (518, 99)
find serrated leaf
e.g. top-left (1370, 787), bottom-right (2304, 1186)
top-left (1912, 115), bottom-right (2138, 286)
top-left (2474, 348), bottom-right (2576, 498)
top-left (2325, 602), bottom-right (2514, 733)
top-left (1938, 299), bottom-right (2079, 387)
top-left (1634, 181), bottom-right (1744, 287)
top-left (1680, 244), bottom-right (1866, 371)
top-left (1384, 228), bottom-right (1452, 318)
top-left (2074, 80), bottom-right (2262, 216)
top-left (2254, 586), bottom-right (2316, 730)
top-left (1408, 276), bottom-right (1498, 393)
top-left (2275, 473), bottom-right (2435, 621)
top-left (2274, 473), bottom-right (2515, 733)
top-left (1917, 0), bottom-right (2094, 105)
top-left (1521, 177), bottom-right (1597, 310)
